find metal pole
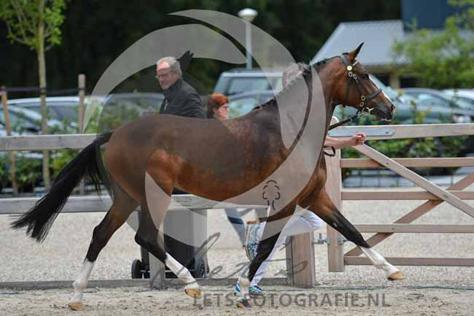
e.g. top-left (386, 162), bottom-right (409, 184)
top-left (78, 74), bottom-right (86, 133)
top-left (245, 21), bottom-right (252, 69)
top-left (78, 74), bottom-right (86, 195)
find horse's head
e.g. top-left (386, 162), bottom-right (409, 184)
top-left (318, 43), bottom-right (395, 121)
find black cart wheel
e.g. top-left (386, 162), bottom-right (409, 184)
top-left (131, 259), bottom-right (143, 279)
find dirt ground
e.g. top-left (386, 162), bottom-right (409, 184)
top-left (1, 196), bottom-right (473, 315)
top-left (1, 284), bottom-right (473, 316)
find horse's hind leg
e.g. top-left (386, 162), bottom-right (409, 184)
top-left (69, 183), bottom-right (138, 310)
top-left (302, 189), bottom-right (405, 281)
top-left (143, 171), bottom-right (201, 298)
top-left (134, 204), bottom-right (166, 266)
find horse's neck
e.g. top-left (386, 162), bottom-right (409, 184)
top-left (319, 68), bottom-right (339, 130)
top-left (256, 71), bottom-right (338, 138)
top-left (246, 66), bottom-right (338, 147)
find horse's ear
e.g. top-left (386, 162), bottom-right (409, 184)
top-left (348, 42), bottom-right (364, 62)
top-left (177, 50), bottom-right (194, 71)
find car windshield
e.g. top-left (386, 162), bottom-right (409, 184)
top-left (16, 100), bottom-right (79, 121)
top-left (0, 107), bottom-right (41, 132)
top-left (227, 77), bottom-right (273, 95)
top-left (407, 91), bottom-right (469, 110)
top-left (50, 106), bottom-right (78, 122)
top-left (415, 93), bottom-right (449, 107)
top-left (104, 95), bottom-right (163, 113)
top-left (442, 92), bottom-right (474, 109)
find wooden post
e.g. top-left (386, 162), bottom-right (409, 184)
top-left (325, 118), bottom-right (344, 272)
top-left (389, 72), bottom-right (400, 90)
top-left (1, 88), bottom-right (18, 195)
top-left (286, 231), bottom-right (316, 287)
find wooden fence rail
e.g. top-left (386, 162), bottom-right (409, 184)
top-left (326, 122), bottom-right (474, 271)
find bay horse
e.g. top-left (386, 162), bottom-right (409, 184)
top-left (12, 43), bottom-right (402, 310)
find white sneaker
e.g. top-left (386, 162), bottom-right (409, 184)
top-left (244, 221), bottom-right (264, 261)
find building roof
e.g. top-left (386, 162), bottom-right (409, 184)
top-left (311, 20), bottom-right (405, 68)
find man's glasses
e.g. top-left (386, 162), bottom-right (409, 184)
top-left (155, 71), bottom-right (173, 80)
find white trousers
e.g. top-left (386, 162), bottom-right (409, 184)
top-left (250, 209), bottom-right (323, 286)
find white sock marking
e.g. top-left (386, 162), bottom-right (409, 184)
top-left (70, 260), bottom-right (95, 304)
top-left (360, 247), bottom-right (399, 276)
top-left (165, 253), bottom-right (198, 289)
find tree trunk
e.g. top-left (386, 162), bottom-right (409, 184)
top-left (37, 0), bottom-right (50, 189)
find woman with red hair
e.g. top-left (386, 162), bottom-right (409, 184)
top-left (207, 92), bottom-right (230, 120)
top-left (207, 93), bottom-right (248, 248)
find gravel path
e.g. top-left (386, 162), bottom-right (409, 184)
top-left (1, 286), bottom-right (473, 315)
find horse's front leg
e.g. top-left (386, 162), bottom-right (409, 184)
top-left (301, 189), bottom-right (405, 281)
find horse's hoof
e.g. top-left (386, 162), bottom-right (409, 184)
top-left (185, 287), bottom-right (202, 298)
top-left (68, 301), bottom-right (84, 311)
top-left (388, 271), bottom-right (405, 281)
top-left (236, 298), bottom-right (252, 309)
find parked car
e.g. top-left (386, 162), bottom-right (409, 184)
top-left (0, 105), bottom-right (62, 192)
top-left (215, 67), bottom-right (474, 126)
top-left (443, 89), bottom-right (474, 108)
top-left (7, 96), bottom-right (81, 123)
top-left (226, 89), bottom-right (371, 123)
top-left (0, 105), bottom-right (64, 135)
top-left (224, 77), bottom-right (400, 122)
top-left (8, 93), bottom-right (165, 133)
top-left (343, 78), bottom-right (473, 125)
top-left (403, 88), bottom-right (474, 123)
top-left (215, 69), bottom-right (408, 123)
top-left (102, 93), bottom-right (164, 112)
top-left (214, 69), bottom-right (283, 96)
top-left (90, 92), bottom-right (165, 132)
top-left (227, 90), bottom-right (277, 118)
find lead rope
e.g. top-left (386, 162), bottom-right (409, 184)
top-left (328, 110), bottom-right (361, 131)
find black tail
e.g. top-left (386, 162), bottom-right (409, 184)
top-left (11, 132), bottom-right (113, 242)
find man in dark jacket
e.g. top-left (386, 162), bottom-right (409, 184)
top-left (141, 55), bottom-right (208, 279)
top-left (156, 56), bottom-right (205, 118)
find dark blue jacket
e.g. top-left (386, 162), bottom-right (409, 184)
top-left (159, 79), bottom-right (205, 118)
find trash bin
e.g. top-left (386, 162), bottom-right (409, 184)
top-left (131, 193), bottom-right (209, 279)
top-left (164, 207), bottom-right (209, 278)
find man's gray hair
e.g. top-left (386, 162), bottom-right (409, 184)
top-left (156, 56), bottom-right (182, 77)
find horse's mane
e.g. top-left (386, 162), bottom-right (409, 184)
top-left (250, 57), bottom-right (336, 112)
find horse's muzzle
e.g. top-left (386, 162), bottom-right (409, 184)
top-left (373, 101), bottom-right (394, 122)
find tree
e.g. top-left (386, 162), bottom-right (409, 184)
top-left (393, 0), bottom-right (474, 88)
top-left (0, 0), bottom-right (66, 188)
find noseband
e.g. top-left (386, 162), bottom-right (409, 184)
top-left (328, 55), bottom-right (382, 130)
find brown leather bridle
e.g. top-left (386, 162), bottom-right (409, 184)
top-left (328, 54), bottom-right (382, 131)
